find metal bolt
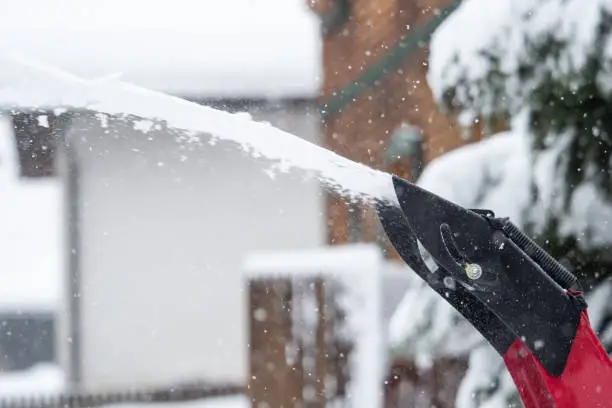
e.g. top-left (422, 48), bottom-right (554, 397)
top-left (465, 263), bottom-right (483, 280)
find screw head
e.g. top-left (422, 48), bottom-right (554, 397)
top-left (465, 263), bottom-right (483, 280)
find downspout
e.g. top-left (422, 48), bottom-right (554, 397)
top-left (59, 114), bottom-right (82, 389)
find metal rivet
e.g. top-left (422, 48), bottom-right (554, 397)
top-left (443, 276), bottom-right (456, 289)
top-left (465, 263), bottom-right (483, 280)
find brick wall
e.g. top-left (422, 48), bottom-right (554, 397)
top-left (316, 0), bottom-right (400, 96)
top-left (313, 0), bottom-right (477, 247)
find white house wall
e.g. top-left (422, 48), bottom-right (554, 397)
top-left (66, 104), bottom-right (324, 389)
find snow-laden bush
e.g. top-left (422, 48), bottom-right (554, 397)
top-left (388, 132), bottom-right (612, 407)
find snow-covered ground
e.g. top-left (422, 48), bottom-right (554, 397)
top-left (0, 365), bottom-right (247, 407)
top-left (0, 364), bottom-right (65, 398)
top-left (108, 397), bottom-right (248, 408)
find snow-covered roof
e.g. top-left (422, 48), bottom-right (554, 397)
top-left (0, 0), bottom-right (322, 99)
top-left (0, 116), bottom-right (62, 312)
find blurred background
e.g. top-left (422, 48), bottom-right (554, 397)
top-left (1, 0), bottom-right (612, 407)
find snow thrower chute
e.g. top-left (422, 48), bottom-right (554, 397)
top-left (377, 175), bottom-right (612, 408)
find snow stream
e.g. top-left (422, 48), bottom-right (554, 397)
top-left (0, 52), bottom-right (398, 205)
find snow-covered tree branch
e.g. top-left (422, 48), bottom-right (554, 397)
top-left (428, 0), bottom-right (612, 286)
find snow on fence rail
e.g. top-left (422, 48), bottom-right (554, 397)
top-left (0, 383), bottom-right (244, 408)
top-left (243, 244), bottom-right (384, 408)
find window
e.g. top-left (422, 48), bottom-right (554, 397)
top-left (11, 112), bottom-right (61, 178)
top-left (0, 313), bottom-right (55, 371)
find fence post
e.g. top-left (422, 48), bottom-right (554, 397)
top-left (248, 277), bottom-right (303, 408)
top-left (244, 244), bottom-right (385, 408)
top-left (314, 279), bottom-right (327, 408)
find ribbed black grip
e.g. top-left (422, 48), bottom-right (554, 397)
top-left (502, 221), bottom-right (578, 290)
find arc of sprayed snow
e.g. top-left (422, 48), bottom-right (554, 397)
top-left (0, 52), bottom-right (398, 205)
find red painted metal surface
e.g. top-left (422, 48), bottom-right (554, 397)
top-left (504, 310), bottom-right (612, 408)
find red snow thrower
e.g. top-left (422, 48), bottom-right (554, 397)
top-left (376, 175), bottom-right (612, 408)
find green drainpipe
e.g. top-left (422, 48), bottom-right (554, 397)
top-left (319, 0), bottom-right (463, 122)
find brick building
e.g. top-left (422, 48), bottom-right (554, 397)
top-left (309, 0), bottom-right (474, 250)
top-left (308, 0), bottom-right (486, 406)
